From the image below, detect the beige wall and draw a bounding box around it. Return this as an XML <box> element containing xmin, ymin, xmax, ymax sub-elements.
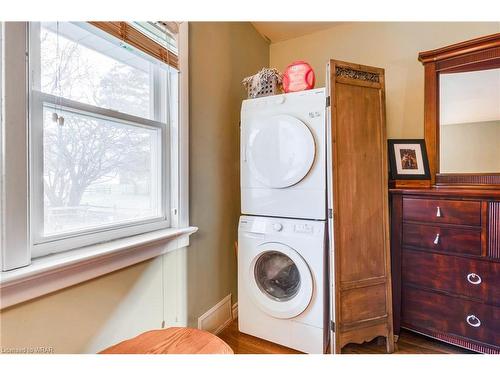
<box><xmin>270</xmin><ymin>22</ymin><xmax>500</xmax><ymax>139</ymax></box>
<box><xmin>0</xmin><ymin>250</ymin><xmax>188</xmax><ymax>353</ymax></box>
<box><xmin>0</xmin><ymin>22</ymin><xmax>269</xmax><ymax>353</ymax></box>
<box><xmin>441</xmin><ymin>121</ymin><xmax>500</xmax><ymax>173</ymax></box>
<box><xmin>187</xmin><ymin>22</ymin><xmax>269</xmax><ymax>326</ymax></box>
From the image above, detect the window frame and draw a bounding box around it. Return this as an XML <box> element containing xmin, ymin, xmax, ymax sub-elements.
<box><xmin>1</xmin><ymin>22</ymin><xmax>191</xmax><ymax>306</ymax></box>
<box><xmin>1</xmin><ymin>22</ymin><xmax>31</xmax><ymax>271</ymax></box>
<box><xmin>28</xmin><ymin>22</ymin><xmax>178</xmax><ymax>258</ymax></box>
<box><xmin>30</xmin><ymin>94</ymin><xmax>172</xmax><ymax>256</ymax></box>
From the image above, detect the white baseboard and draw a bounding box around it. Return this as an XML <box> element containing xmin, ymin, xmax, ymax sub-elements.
<box><xmin>198</xmin><ymin>294</ymin><xmax>233</xmax><ymax>335</ymax></box>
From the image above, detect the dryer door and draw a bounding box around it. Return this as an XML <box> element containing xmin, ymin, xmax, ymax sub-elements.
<box><xmin>249</xmin><ymin>242</ymin><xmax>314</xmax><ymax>319</ymax></box>
<box><xmin>246</xmin><ymin>115</ymin><xmax>315</xmax><ymax>188</ymax></box>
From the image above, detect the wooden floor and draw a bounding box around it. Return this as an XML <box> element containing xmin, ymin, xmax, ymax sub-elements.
<box><xmin>218</xmin><ymin>320</ymin><xmax>472</xmax><ymax>354</ymax></box>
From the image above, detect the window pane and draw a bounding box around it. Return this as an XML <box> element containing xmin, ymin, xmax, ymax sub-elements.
<box><xmin>39</xmin><ymin>22</ymin><xmax>155</xmax><ymax>119</ymax></box>
<box><xmin>42</xmin><ymin>106</ymin><xmax>162</xmax><ymax>236</ymax></box>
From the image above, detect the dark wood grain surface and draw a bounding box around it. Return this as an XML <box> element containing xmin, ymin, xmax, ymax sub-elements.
<box><xmin>403</xmin><ymin>249</ymin><xmax>499</xmax><ymax>304</ymax></box>
<box><xmin>390</xmin><ymin>193</ymin><xmax>403</xmax><ymax>336</ymax></box>
<box><xmin>390</xmin><ymin>188</ymin><xmax>500</xmax><ymax>353</ymax></box>
<box><xmin>217</xmin><ymin>319</ymin><xmax>472</xmax><ymax>354</ymax></box>
<box><xmin>402</xmin><ymin>287</ymin><xmax>500</xmax><ymax>347</ymax></box>
<box><xmin>391</xmin><ymin>188</ymin><xmax>500</xmax><ymax>199</ymax></box>
<box><xmin>329</xmin><ymin>59</ymin><xmax>393</xmax><ymax>353</ymax></box>
<box><xmin>418</xmin><ymin>33</ymin><xmax>500</xmax><ymax>64</ymax></box>
<box><xmin>403</xmin><ymin>197</ymin><xmax>481</xmax><ymax>226</ymax></box>
<box><xmin>403</xmin><ymin>223</ymin><xmax>482</xmax><ymax>256</ymax></box>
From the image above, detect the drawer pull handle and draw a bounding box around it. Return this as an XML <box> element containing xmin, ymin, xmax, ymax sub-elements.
<box><xmin>466</xmin><ymin>314</ymin><xmax>481</xmax><ymax>328</ymax></box>
<box><xmin>436</xmin><ymin>206</ymin><xmax>441</xmax><ymax>217</ymax></box>
<box><xmin>433</xmin><ymin>233</ymin><xmax>440</xmax><ymax>245</ymax></box>
<box><xmin>466</xmin><ymin>273</ymin><xmax>482</xmax><ymax>285</ymax></box>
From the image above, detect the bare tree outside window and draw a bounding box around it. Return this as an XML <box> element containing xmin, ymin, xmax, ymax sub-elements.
<box><xmin>38</xmin><ymin>24</ymin><xmax>165</xmax><ymax>235</ymax></box>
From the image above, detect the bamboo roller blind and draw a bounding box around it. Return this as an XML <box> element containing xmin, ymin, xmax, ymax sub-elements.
<box><xmin>89</xmin><ymin>22</ymin><xmax>179</xmax><ymax>70</ymax></box>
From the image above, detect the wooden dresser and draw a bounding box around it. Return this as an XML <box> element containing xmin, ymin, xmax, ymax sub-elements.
<box><xmin>390</xmin><ymin>188</ymin><xmax>500</xmax><ymax>354</ymax></box>
<box><xmin>388</xmin><ymin>33</ymin><xmax>500</xmax><ymax>354</ymax></box>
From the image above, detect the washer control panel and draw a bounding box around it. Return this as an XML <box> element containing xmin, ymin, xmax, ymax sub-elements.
<box><xmin>239</xmin><ymin>216</ymin><xmax>323</xmax><ymax>237</ymax></box>
<box><xmin>272</xmin><ymin>223</ymin><xmax>284</xmax><ymax>232</ymax></box>
<box><xmin>293</xmin><ymin>223</ymin><xmax>314</xmax><ymax>234</ymax></box>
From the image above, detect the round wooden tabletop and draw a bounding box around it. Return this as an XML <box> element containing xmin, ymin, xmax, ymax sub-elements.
<box><xmin>99</xmin><ymin>327</ymin><xmax>234</xmax><ymax>354</ymax></box>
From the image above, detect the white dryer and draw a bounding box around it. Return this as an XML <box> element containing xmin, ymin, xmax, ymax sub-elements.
<box><xmin>241</xmin><ymin>88</ymin><xmax>326</xmax><ymax>220</ymax></box>
<box><xmin>238</xmin><ymin>215</ymin><xmax>327</xmax><ymax>353</ymax></box>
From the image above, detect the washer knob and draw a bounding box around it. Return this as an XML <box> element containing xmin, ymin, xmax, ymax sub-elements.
<box><xmin>273</xmin><ymin>223</ymin><xmax>283</xmax><ymax>232</ymax></box>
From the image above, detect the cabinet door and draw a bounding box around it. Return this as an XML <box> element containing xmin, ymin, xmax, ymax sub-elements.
<box><xmin>328</xmin><ymin>60</ymin><xmax>394</xmax><ymax>353</ymax></box>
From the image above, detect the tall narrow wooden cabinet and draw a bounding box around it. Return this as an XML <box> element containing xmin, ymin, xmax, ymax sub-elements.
<box><xmin>327</xmin><ymin>60</ymin><xmax>394</xmax><ymax>353</ymax></box>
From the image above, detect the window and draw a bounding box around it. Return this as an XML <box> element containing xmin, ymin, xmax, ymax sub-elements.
<box><xmin>29</xmin><ymin>22</ymin><xmax>179</xmax><ymax>257</ymax></box>
<box><xmin>130</xmin><ymin>22</ymin><xmax>178</xmax><ymax>54</ymax></box>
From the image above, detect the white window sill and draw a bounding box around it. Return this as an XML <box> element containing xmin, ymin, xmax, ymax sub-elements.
<box><xmin>0</xmin><ymin>226</ymin><xmax>198</xmax><ymax>309</ymax></box>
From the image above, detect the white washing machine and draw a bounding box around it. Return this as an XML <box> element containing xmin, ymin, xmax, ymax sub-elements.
<box><xmin>238</xmin><ymin>215</ymin><xmax>327</xmax><ymax>353</ymax></box>
<box><xmin>241</xmin><ymin>88</ymin><xmax>326</xmax><ymax>220</ymax></box>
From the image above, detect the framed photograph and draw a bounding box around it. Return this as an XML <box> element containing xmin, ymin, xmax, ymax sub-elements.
<box><xmin>388</xmin><ymin>139</ymin><xmax>430</xmax><ymax>180</ymax></box>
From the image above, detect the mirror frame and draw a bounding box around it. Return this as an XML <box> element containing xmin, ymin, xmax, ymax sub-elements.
<box><xmin>418</xmin><ymin>33</ymin><xmax>500</xmax><ymax>188</ymax></box>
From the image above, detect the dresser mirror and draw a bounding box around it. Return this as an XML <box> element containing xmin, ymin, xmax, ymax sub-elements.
<box><xmin>439</xmin><ymin>68</ymin><xmax>500</xmax><ymax>174</ymax></box>
<box><xmin>419</xmin><ymin>33</ymin><xmax>500</xmax><ymax>187</ymax></box>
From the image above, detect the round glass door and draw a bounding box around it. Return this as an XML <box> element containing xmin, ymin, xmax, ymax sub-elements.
<box><xmin>247</xmin><ymin>115</ymin><xmax>315</xmax><ymax>188</ymax></box>
<box><xmin>249</xmin><ymin>243</ymin><xmax>313</xmax><ymax>319</ymax></box>
<box><xmin>254</xmin><ymin>251</ymin><xmax>301</xmax><ymax>302</ymax></box>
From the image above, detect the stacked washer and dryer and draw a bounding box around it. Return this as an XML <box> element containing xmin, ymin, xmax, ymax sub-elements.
<box><xmin>238</xmin><ymin>88</ymin><xmax>329</xmax><ymax>354</ymax></box>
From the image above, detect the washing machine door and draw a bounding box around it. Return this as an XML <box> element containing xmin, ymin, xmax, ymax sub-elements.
<box><xmin>249</xmin><ymin>242</ymin><xmax>314</xmax><ymax>319</ymax></box>
<box><xmin>246</xmin><ymin>114</ymin><xmax>315</xmax><ymax>188</ymax></box>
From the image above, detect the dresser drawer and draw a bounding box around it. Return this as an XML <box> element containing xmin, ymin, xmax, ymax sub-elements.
<box><xmin>403</xmin><ymin>250</ymin><xmax>500</xmax><ymax>305</ymax></box>
<box><xmin>403</xmin><ymin>223</ymin><xmax>481</xmax><ymax>256</ymax></box>
<box><xmin>402</xmin><ymin>287</ymin><xmax>500</xmax><ymax>347</ymax></box>
<box><xmin>403</xmin><ymin>198</ymin><xmax>481</xmax><ymax>226</ymax></box>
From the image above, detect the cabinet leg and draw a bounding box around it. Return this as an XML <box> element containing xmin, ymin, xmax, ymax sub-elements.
<box><xmin>386</xmin><ymin>335</ymin><xmax>395</xmax><ymax>353</ymax></box>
